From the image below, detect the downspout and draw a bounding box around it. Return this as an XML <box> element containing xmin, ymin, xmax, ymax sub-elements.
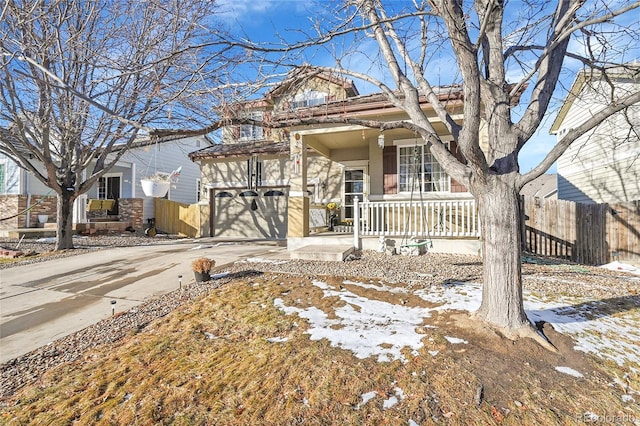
<box><xmin>131</xmin><ymin>162</ymin><xmax>136</xmax><ymax>198</ymax></box>
<box><xmin>25</xmin><ymin>193</ymin><xmax>31</xmax><ymax>228</ymax></box>
<box><xmin>24</xmin><ymin>169</ymin><xmax>31</xmax><ymax>228</ymax></box>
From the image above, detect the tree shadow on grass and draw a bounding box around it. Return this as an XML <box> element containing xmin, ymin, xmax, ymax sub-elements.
<box><xmin>526</xmin><ymin>295</ymin><xmax>640</xmax><ymax>324</ymax></box>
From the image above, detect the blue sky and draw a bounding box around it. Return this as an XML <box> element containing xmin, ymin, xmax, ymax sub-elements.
<box><xmin>213</xmin><ymin>0</ymin><xmax>639</xmax><ymax>174</ymax></box>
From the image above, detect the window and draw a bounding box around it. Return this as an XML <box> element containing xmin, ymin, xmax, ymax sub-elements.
<box><xmin>196</xmin><ymin>179</ymin><xmax>202</xmax><ymax>202</ymax></box>
<box><xmin>343</xmin><ymin>168</ymin><xmax>366</xmax><ymax>220</ymax></box>
<box><xmin>398</xmin><ymin>144</ymin><xmax>450</xmax><ymax>193</ymax></box>
<box><xmin>290</xmin><ymin>90</ymin><xmax>328</xmax><ymax>109</ymax></box>
<box><xmin>98</xmin><ymin>177</ymin><xmax>106</xmax><ymax>199</ymax></box>
<box><xmin>240</xmin><ymin>111</ymin><xmax>264</xmax><ymax>141</ymax></box>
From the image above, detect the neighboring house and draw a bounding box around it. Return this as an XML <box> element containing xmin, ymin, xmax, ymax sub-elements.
<box><xmin>0</xmin><ymin>130</ymin><xmax>212</xmax><ymax>230</ymax></box>
<box><xmin>87</xmin><ymin>134</ymin><xmax>213</xmax><ymax>224</ymax></box>
<box><xmin>190</xmin><ymin>69</ymin><xmax>483</xmax><ymax>254</ymax></box>
<box><xmin>550</xmin><ymin>65</ymin><xmax>640</xmax><ymax>204</ymax></box>
<box><xmin>520</xmin><ymin>174</ymin><xmax>558</xmax><ymax>200</ymax></box>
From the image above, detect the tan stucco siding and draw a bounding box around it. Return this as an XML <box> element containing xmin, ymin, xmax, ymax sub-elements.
<box><xmin>200</xmin><ymin>154</ymin><xmax>346</xmax><ymax>238</ymax></box>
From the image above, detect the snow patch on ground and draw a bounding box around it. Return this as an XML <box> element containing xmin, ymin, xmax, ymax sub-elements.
<box><xmin>600</xmin><ymin>261</ymin><xmax>640</xmax><ymax>276</ymax></box>
<box><xmin>555</xmin><ymin>366</ymin><xmax>584</xmax><ymax>378</ymax></box>
<box><xmin>273</xmin><ymin>276</ymin><xmax>639</xmax><ymax>370</ymax></box>
<box><xmin>241</xmin><ymin>257</ymin><xmax>289</xmax><ymax>265</ymax></box>
<box><xmin>274</xmin><ymin>279</ymin><xmax>432</xmax><ymax>363</ymax></box>
<box><xmin>382</xmin><ymin>387</ymin><xmax>405</xmax><ymax>409</ymax></box>
<box><xmin>444</xmin><ymin>336</ymin><xmax>468</xmax><ymax>344</ymax></box>
<box><xmin>266</xmin><ymin>337</ymin><xmax>288</xmax><ymax>343</ymax></box>
<box><xmin>356</xmin><ymin>391</ymin><xmax>377</xmax><ymax>410</ymax></box>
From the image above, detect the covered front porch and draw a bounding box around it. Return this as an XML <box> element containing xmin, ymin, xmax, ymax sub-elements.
<box><xmin>286</xmin><ymin>119</ymin><xmax>480</xmax><ymax>258</ymax></box>
<box><xmin>289</xmin><ymin>197</ymin><xmax>482</xmax><ymax>260</ymax></box>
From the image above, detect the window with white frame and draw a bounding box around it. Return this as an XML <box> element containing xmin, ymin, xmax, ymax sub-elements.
<box><xmin>290</xmin><ymin>90</ymin><xmax>328</xmax><ymax>109</ymax></box>
<box><xmin>398</xmin><ymin>143</ymin><xmax>450</xmax><ymax>193</ymax></box>
<box><xmin>98</xmin><ymin>177</ymin><xmax>107</xmax><ymax>199</ymax></box>
<box><xmin>240</xmin><ymin>111</ymin><xmax>264</xmax><ymax>141</ymax></box>
<box><xmin>196</xmin><ymin>179</ymin><xmax>202</xmax><ymax>202</ymax></box>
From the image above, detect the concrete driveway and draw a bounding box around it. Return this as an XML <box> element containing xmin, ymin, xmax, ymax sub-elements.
<box><xmin>0</xmin><ymin>240</ymin><xmax>286</xmax><ymax>363</ymax></box>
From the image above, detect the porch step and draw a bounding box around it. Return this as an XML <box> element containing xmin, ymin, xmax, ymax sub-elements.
<box><xmin>290</xmin><ymin>244</ymin><xmax>354</xmax><ymax>262</ymax></box>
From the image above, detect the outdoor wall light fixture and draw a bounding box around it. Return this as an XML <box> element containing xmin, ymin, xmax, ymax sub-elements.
<box><xmin>377</xmin><ymin>132</ymin><xmax>385</xmax><ymax>149</ymax></box>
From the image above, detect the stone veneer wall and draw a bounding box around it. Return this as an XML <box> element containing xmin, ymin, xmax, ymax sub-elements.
<box><xmin>0</xmin><ymin>195</ymin><xmax>143</xmax><ymax>231</ymax></box>
<box><xmin>118</xmin><ymin>198</ymin><xmax>144</xmax><ymax>230</ymax></box>
<box><xmin>0</xmin><ymin>195</ymin><xmax>57</xmax><ymax>230</ymax></box>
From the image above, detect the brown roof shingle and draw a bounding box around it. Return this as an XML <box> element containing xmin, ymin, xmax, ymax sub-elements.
<box><xmin>189</xmin><ymin>140</ymin><xmax>290</xmax><ymax>161</ymax></box>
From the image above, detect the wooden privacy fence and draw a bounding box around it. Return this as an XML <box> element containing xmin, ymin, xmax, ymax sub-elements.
<box><xmin>521</xmin><ymin>197</ymin><xmax>640</xmax><ymax>265</ymax></box>
<box><xmin>154</xmin><ymin>198</ymin><xmax>201</xmax><ymax>237</ymax></box>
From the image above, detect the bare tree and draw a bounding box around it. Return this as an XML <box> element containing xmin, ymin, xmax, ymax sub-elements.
<box><xmin>216</xmin><ymin>0</ymin><xmax>640</xmax><ymax>346</ymax></box>
<box><xmin>0</xmin><ymin>0</ymin><xmax>216</xmax><ymax>250</ymax></box>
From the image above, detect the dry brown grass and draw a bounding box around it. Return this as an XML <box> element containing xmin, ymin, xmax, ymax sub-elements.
<box><xmin>1</xmin><ymin>272</ymin><xmax>637</xmax><ymax>425</ymax></box>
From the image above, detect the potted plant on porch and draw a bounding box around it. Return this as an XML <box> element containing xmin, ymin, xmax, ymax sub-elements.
<box><xmin>326</xmin><ymin>201</ymin><xmax>340</xmax><ymax>231</ymax></box>
<box><xmin>192</xmin><ymin>257</ymin><xmax>215</xmax><ymax>283</ymax></box>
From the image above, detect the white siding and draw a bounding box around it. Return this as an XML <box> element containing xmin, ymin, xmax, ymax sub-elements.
<box><xmin>0</xmin><ymin>153</ymin><xmax>52</xmax><ymax>195</ymax></box>
<box><xmin>557</xmin><ymin>76</ymin><xmax>640</xmax><ymax>203</ymax></box>
<box><xmin>0</xmin><ymin>153</ymin><xmax>21</xmax><ymax>194</ymax></box>
<box><xmin>119</xmin><ymin>136</ymin><xmax>209</xmax><ymax>220</ymax></box>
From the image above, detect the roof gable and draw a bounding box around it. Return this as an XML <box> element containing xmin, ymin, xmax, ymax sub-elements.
<box><xmin>267</xmin><ymin>66</ymin><xmax>359</xmax><ymax>100</ymax></box>
<box><xmin>550</xmin><ymin>65</ymin><xmax>640</xmax><ymax>134</ymax></box>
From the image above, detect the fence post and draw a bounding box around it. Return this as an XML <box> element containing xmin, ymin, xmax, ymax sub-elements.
<box><xmin>354</xmin><ymin>197</ymin><xmax>360</xmax><ymax>250</ymax></box>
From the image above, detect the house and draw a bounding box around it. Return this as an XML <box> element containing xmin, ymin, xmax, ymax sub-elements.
<box><xmin>190</xmin><ymin>70</ymin><xmax>482</xmax><ymax>255</ymax></box>
<box><xmin>0</xmin><ymin>129</ymin><xmax>212</xmax><ymax>233</ymax></box>
<box><xmin>85</xmin><ymin>134</ymin><xmax>214</xmax><ymax>225</ymax></box>
<box><xmin>520</xmin><ymin>174</ymin><xmax>558</xmax><ymax>200</ymax></box>
<box><xmin>550</xmin><ymin>65</ymin><xmax>640</xmax><ymax>204</ymax></box>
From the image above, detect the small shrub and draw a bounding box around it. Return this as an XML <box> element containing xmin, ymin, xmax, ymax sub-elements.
<box><xmin>192</xmin><ymin>257</ymin><xmax>215</xmax><ymax>273</ymax></box>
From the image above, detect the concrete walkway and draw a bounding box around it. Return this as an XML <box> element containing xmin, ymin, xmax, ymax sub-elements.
<box><xmin>0</xmin><ymin>240</ymin><xmax>287</xmax><ymax>363</ymax></box>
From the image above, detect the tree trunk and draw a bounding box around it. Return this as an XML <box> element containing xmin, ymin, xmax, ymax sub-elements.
<box><xmin>56</xmin><ymin>192</ymin><xmax>76</xmax><ymax>250</ymax></box>
<box><xmin>473</xmin><ymin>181</ymin><xmax>531</xmax><ymax>335</ymax></box>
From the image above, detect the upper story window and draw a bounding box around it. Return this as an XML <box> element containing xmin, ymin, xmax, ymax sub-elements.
<box><xmin>290</xmin><ymin>90</ymin><xmax>328</xmax><ymax>109</ymax></box>
<box><xmin>398</xmin><ymin>144</ymin><xmax>450</xmax><ymax>193</ymax></box>
<box><xmin>240</xmin><ymin>111</ymin><xmax>264</xmax><ymax>141</ymax></box>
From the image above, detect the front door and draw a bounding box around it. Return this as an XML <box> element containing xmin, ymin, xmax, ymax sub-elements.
<box><xmin>343</xmin><ymin>168</ymin><xmax>366</xmax><ymax>221</ymax></box>
<box><xmin>99</xmin><ymin>175</ymin><xmax>121</xmax><ymax>216</ymax></box>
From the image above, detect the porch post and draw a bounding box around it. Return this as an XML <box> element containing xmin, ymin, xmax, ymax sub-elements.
<box><xmin>288</xmin><ymin>133</ymin><xmax>309</xmax><ymax>238</ymax></box>
<box><xmin>353</xmin><ymin>196</ymin><xmax>360</xmax><ymax>249</ymax></box>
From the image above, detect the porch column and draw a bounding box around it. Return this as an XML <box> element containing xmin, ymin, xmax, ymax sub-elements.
<box><xmin>288</xmin><ymin>133</ymin><xmax>309</xmax><ymax>237</ymax></box>
<box><xmin>369</xmin><ymin>135</ymin><xmax>384</xmax><ymax>196</ymax></box>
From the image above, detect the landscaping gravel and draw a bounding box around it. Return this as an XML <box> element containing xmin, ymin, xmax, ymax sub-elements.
<box><xmin>230</xmin><ymin>250</ymin><xmax>639</xmax><ymax>299</ymax></box>
<box><xmin>1</xmin><ymin>235</ymin><xmax>638</xmax><ymax>401</ymax></box>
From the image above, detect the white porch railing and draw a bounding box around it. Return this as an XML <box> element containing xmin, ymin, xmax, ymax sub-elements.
<box><xmin>357</xmin><ymin>199</ymin><xmax>480</xmax><ymax>238</ymax></box>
